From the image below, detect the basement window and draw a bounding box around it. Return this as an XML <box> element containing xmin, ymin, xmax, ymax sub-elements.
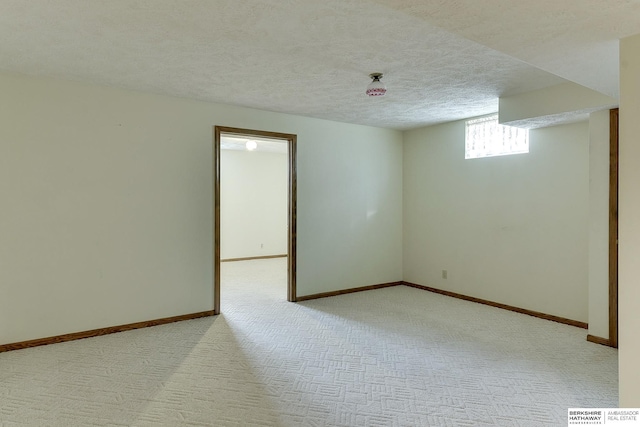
<box><xmin>465</xmin><ymin>114</ymin><xmax>529</xmax><ymax>159</ymax></box>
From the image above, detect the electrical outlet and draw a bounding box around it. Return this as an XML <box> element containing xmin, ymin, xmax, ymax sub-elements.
<box><xmin>260</xmin><ymin>243</ymin><xmax>264</xmax><ymax>249</ymax></box>
<box><xmin>442</xmin><ymin>270</ymin><xmax>448</xmax><ymax>279</ymax></box>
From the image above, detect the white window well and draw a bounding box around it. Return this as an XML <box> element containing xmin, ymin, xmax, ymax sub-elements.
<box><xmin>465</xmin><ymin>114</ymin><xmax>529</xmax><ymax>159</ymax></box>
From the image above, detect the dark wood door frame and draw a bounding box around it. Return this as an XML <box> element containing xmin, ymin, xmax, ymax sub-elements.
<box><xmin>587</xmin><ymin>108</ymin><xmax>618</xmax><ymax>348</ymax></box>
<box><xmin>609</xmin><ymin>108</ymin><xmax>619</xmax><ymax>348</ymax></box>
<box><xmin>213</xmin><ymin>126</ymin><xmax>297</xmax><ymax>314</ymax></box>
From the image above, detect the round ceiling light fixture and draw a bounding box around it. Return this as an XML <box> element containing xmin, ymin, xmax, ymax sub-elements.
<box><xmin>366</xmin><ymin>73</ymin><xmax>386</xmax><ymax>97</ymax></box>
<box><xmin>245</xmin><ymin>140</ymin><xmax>258</xmax><ymax>151</ymax></box>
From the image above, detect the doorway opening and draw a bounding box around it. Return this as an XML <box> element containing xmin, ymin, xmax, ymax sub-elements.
<box><xmin>213</xmin><ymin>126</ymin><xmax>297</xmax><ymax>314</ymax></box>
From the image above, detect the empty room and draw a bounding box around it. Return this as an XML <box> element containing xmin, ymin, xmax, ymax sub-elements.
<box><xmin>2</xmin><ymin>1</ymin><xmax>640</xmax><ymax>426</ymax></box>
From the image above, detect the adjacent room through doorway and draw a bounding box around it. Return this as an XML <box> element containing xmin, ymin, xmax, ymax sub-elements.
<box><xmin>213</xmin><ymin>126</ymin><xmax>297</xmax><ymax>314</ymax></box>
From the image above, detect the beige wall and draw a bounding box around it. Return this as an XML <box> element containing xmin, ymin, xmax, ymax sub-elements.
<box><xmin>619</xmin><ymin>33</ymin><xmax>640</xmax><ymax>407</ymax></box>
<box><xmin>0</xmin><ymin>72</ymin><xmax>403</xmax><ymax>345</ymax></box>
<box><xmin>403</xmin><ymin>120</ymin><xmax>590</xmax><ymax>322</ymax></box>
<box><xmin>221</xmin><ymin>149</ymin><xmax>288</xmax><ymax>259</ymax></box>
<box><xmin>300</xmin><ymin>122</ymin><xmax>404</xmax><ymax>294</ymax></box>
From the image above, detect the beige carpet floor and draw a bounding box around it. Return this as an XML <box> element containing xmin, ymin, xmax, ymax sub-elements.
<box><xmin>0</xmin><ymin>258</ymin><xmax>618</xmax><ymax>426</ymax></box>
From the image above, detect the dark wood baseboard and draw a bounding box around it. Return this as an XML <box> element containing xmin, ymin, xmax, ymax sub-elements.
<box><xmin>296</xmin><ymin>281</ymin><xmax>402</xmax><ymax>302</ymax></box>
<box><xmin>2</xmin><ymin>281</ymin><xmax>596</xmax><ymax>352</ymax></box>
<box><xmin>221</xmin><ymin>254</ymin><xmax>287</xmax><ymax>262</ymax></box>
<box><xmin>298</xmin><ymin>280</ymin><xmax>589</xmax><ymax>330</ymax></box>
<box><xmin>402</xmin><ymin>281</ymin><xmax>588</xmax><ymax>329</ymax></box>
<box><xmin>587</xmin><ymin>334</ymin><xmax>614</xmax><ymax>347</ymax></box>
<box><xmin>0</xmin><ymin>310</ymin><xmax>215</xmax><ymax>353</ymax></box>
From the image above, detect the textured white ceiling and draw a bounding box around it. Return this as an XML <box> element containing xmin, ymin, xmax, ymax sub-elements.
<box><xmin>0</xmin><ymin>0</ymin><xmax>635</xmax><ymax>130</ymax></box>
<box><xmin>373</xmin><ymin>0</ymin><xmax>640</xmax><ymax>100</ymax></box>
